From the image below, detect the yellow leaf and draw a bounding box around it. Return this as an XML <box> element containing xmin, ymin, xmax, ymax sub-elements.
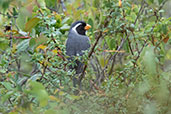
<box><xmin>12</xmin><ymin>44</ymin><xmax>17</xmax><ymax>53</ymax></box>
<box><xmin>59</xmin><ymin>91</ymin><xmax>65</xmax><ymax>96</ymax></box>
<box><xmin>119</xmin><ymin>0</ymin><xmax>122</xmax><ymax>7</ymax></box>
<box><xmin>11</xmin><ymin>30</ymin><xmax>19</xmax><ymax>34</ymax></box>
<box><xmin>36</xmin><ymin>45</ymin><xmax>47</xmax><ymax>51</ymax></box>
<box><xmin>52</xmin><ymin>49</ymin><xmax>58</xmax><ymax>54</ymax></box>
<box><xmin>49</xmin><ymin>95</ymin><xmax>60</xmax><ymax>102</ymax></box>
<box><xmin>54</xmin><ymin>89</ymin><xmax>59</xmax><ymax>94</ymax></box>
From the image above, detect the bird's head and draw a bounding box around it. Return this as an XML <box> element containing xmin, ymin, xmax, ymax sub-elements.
<box><xmin>70</xmin><ymin>21</ymin><xmax>91</xmax><ymax>36</ymax></box>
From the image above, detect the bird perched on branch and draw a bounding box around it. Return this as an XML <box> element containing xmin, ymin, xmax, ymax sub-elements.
<box><xmin>66</xmin><ymin>21</ymin><xmax>91</xmax><ymax>88</ymax></box>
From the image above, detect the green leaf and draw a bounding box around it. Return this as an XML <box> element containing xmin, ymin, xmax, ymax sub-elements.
<box><xmin>138</xmin><ymin>79</ymin><xmax>151</xmax><ymax>95</ymax></box>
<box><xmin>161</xmin><ymin>24</ymin><xmax>167</xmax><ymax>34</ymax></box>
<box><xmin>60</xmin><ymin>24</ymin><xmax>70</xmax><ymax>31</ymax></box>
<box><xmin>143</xmin><ymin>102</ymin><xmax>157</xmax><ymax>114</ymax></box>
<box><xmin>45</xmin><ymin>0</ymin><xmax>56</xmax><ymax>8</ymax></box>
<box><xmin>45</xmin><ymin>109</ymin><xmax>57</xmax><ymax>114</ymax></box>
<box><xmin>62</xmin><ymin>17</ymin><xmax>70</xmax><ymax>24</ymax></box>
<box><xmin>29</xmin><ymin>35</ymin><xmax>48</xmax><ymax>48</ymax></box>
<box><xmin>27</xmin><ymin>81</ymin><xmax>49</xmax><ymax>107</ymax></box>
<box><xmin>17</xmin><ymin>39</ymin><xmax>30</xmax><ymax>53</ymax></box>
<box><xmin>0</xmin><ymin>82</ymin><xmax>13</xmax><ymax>90</ymax></box>
<box><xmin>24</xmin><ymin>17</ymin><xmax>40</xmax><ymax>32</ymax></box>
<box><xmin>29</xmin><ymin>38</ymin><xmax>36</xmax><ymax>47</ymax></box>
<box><xmin>147</xmin><ymin>0</ymin><xmax>154</xmax><ymax>4</ymax></box>
<box><xmin>88</xmin><ymin>18</ymin><xmax>94</xmax><ymax>32</ymax></box>
<box><xmin>158</xmin><ymin>0</ymin><xmax>163</xmax><ymax>4</ymax></box>
<box><xmin>0</xmin><ymin>38</ymin><xmax>9</xmax><ymax>50</ymax></box>
<box><xmin>106</xmin><ymin>38</ymin><xmax>115</xmax><ymax>50</ymax></box>
<box><xmin>1</xmin><ymin>91</ymin><xmax>15</xmax><ymax>103</ymax></box>
<box><xmin>16</xmin><ymin>12</ymin><xmax>27</xmax><ymax>30</ymax></box>
<box><xmin>37</xmin><ymin>0</ymin><xmax>46</xmax><ymax>9</ymax></box>
<box><xmin>142</xmin><ymin>46</ymin><xmax>157</xmax><ymax>75</ymax></box>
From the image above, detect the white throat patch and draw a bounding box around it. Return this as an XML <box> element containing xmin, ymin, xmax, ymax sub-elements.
<box><xmin>72</xmin><ymin>23</ymin><xmax>82</xmax><ymax>35</ymax></box>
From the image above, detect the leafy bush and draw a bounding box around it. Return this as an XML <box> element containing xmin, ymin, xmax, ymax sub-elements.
<box><xmin>0</xmin><ymin>0</ymin><xmax>170</xmax><ymax>113</ymax></box>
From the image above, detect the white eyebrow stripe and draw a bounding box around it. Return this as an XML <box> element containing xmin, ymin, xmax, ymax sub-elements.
<box><xmin>72</xmin><ymin>23</ymin><xmax>82</xmax><ymax>35</ymax></box>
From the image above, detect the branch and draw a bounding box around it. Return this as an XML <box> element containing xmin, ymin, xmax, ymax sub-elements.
<box><xmin>78</xmin><ymin>10</ymin><xmax>114</xmax><ymax>83</ymax></box>
<box><xmin>60</xmin><ymin>0</ymin><xmax>67</xmax><ymax>12</ymax></box>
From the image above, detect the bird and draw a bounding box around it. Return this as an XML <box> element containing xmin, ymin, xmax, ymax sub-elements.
<box><xmin>66</xmin><ymin>21</ymin><xmax>91</xmax><ymax>89</ymax></box>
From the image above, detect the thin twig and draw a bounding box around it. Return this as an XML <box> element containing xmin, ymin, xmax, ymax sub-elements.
<box><xmin>60</xmin><ymin>0</ymin><xmax>67</xmax><ymax>12</ymax></box>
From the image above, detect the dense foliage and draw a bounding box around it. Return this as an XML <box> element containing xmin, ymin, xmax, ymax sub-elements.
<box><xmin>0</xmin><ymin>0</ymin><xmax>170</xmax><ymax>113</ymax></box>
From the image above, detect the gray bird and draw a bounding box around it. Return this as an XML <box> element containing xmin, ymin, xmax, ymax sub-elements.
<box><xmin>66</xmin><ymin>21</ymin><xmax>91</xmax><ymax>88</ymax></box>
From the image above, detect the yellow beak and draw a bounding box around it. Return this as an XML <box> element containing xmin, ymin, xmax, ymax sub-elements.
<box><xmin>84</xmin><ymin>24</ymin><xmax>91</xmax><ymax>30</ymax></box>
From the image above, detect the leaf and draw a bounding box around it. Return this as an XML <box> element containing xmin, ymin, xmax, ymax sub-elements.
<box><xmin>142</xmin><ymin>46</ymin><xmax>157</xmax><ymax>75</ymax></box>
<box><xmin>0</xmin><ymin>82</ymin><xmax>13</xmax><ymax>90</ymax></box>
<box><xmin>163</xmin><ymin>35</ymin><xmax>169</xmax><ymax>43</ymax></box>
<box><xmin>1</xmin><ymin>91</ymin><xmax>14</xmax><ymax>103</ymax></box>
<box><xmin>88</xmin><ymin>18</ymin><xmax>94</xmax><ymax>33</ymax></box>
<box><xmin>27</xmin><ymin>81</ymin><xmax>49</xmax><ymax>107</ymax></box>
<box><xmin>0</xmin><ymin>38</ymin><xmax>9</xmax><ymax>50</ymax></box>
<box><xmin>52</xmin><ymin>49</ymin><xmax>58</xmax><ymax>54</ymax></box>
<box><xmin>45</xmin><ymin>109</ymin><xmax>57</xmax><ymax>114</ymax></box>
<box><xmin>138</xmin><ymin>79</ymin><xmax>151</xmax><ymax>95</ymax></box>
<box><xmin>45</xmin><ymin>0</ymin><xmax>56</xmax><ymax>8</ymax></box>
<box><xmin>59</xmin><ymin>91</ymin><xmax>65</xmax><ymax>96</ymax></box>
<box><xmin>119</xmin><ymin>0</ymin><xmax>122</xmax><ymax>7</ymax></box>
<box><xmin>143</xmin><ymin>102</ymin><xmax>157</xmax><ymax>114</ymax></box>
<box><xmin>29</xmin><ymin>38</ymin><xmax>36</xmax><ymax>47</ymax></box>
<box><xmin>104</xmin><ymin>50</ymin><xmax>125</xmax><ymax>53</ymax></box>
<box><xmin>147</xmin><ymin>0</ymin><xmax>154</xmax><ymax>4</ymax></box>
<box><xmin>37</xmin><ymin>0</ymin><xmax>46</xmax><ymax>9</ymax></box>
<box><xmin>36</xmin><ymin>44</ymin><xmax>47</xmax><ymax>51</ymax></box>
<box><xmin>166</xmin><ymin>49</ymin><xmax>171</xmax><ymax>60</ymax></box>
<box><xmin>62</xmin><ymin>17</ymin><xmax>70</xmax><ymax>24</ymax></box>
<box><xmin>16</xmin><ymin>8</ymin><xmax>30</xmax><ymax>30</ymax></box>
<box><xmin>54</xmin><ymin>13</ymin><xmax>62</xmax><ymax>28</ymax></box>
<box><xmin>60</xmin><ymin>24</ymin><xmax>70</xmax><ymax>31</ymax></box>
<box><xmin>17</xmin><ymin>39</ymin><xmax>30</xmax><ymax>53</ymax></box>
<box><xmin>29</xmin><ymin>35</ymin><xmax>48</xmax><ymax>48</ymax></box>
<box><xmin>161</xmin><ymin>24</ymin><xmax>167</xmax><ymax>34</ymax></box>
<box><xmin>49</xmin><ymin>95</ymin><xmax>60</xmax><ymax>102</ymax></box>
<box><xmin>24</xmin><ymin>17</ymin><xmax>40</xmax><ymax>32</ymax></box>
<box><xmin>29</xmin><ymin>73</ymin><xmax>41</xmax><ymax>81</ymax></box>
<box><xmin>107</xmin><ymin>39</ymin><xmax>115</xmax><ymax>50</ymax></box>
<box><xmin>158</xmin><ymin>0</ymin><xmax>163</xmax><ymax>4</ymax></box>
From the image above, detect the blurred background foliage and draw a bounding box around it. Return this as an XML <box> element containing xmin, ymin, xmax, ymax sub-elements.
<box><xmin>0</xmin><ymin>0</ymin><xmax>170</xmax><ymax>114</ymax></box>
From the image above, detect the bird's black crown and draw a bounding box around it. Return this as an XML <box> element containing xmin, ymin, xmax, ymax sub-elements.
<box><xmin>71</xmin><ymin>21</ymin><xmax>87</xmax><ymax>35</ymax></box>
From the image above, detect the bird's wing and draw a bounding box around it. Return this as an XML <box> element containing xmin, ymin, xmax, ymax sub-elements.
<box><xmin>66</xmin><ymin>32</ymin><xmax>90</xmax><ymax>56</ymax></box>
<box><xmin>76</xmin><ymin>37</ymin><xmax>90</xmax><ymax>56</ymax></box>
<box><xmin>66</xmin><ymin>38</ymin><xmax>77</xmax><ymax>56</ymax></box>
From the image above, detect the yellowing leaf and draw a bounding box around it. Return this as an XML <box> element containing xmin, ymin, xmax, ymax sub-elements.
<box><xmin>54</xmin><ymin>89</ymin><xmax>59</xmax><ymax>94</ymax></box>
<box><xmin>119</xmin><ymin>0</ymin><xmax>122</xmax><ymax>7</ymax></box>
<box><xmin>36</xmin><ymin>45</ymin><xmax>47</xmax><ymax>51</ymax></box>
<box><xmin>49</xmin><ymin>95</ymin><xmax>60</xmax><ymax>102</ymax></box>
<box><xmin>59</xmin><ymin>91</ymin><xmax>65</xmax><ymax>96</ymax></box>
<box><xmin>11</xmin><ymin>30</ymin><xmax>19</xmax><ymax>34</ymax></box>
<box><xmin>69</xmin><ymin>95</ymin><xmax>81</xmax><ymax>100</ymax></box>
<box><xmin>52</xmin><ymin>49</ymin><xmax>58</xmax><ymax>54</ymax></box>
<box><xmin>12</xmin><ymin>44</ymin><xmax>17</xmax><ymax>54</ymax></box>
<box><xmin>24</xmin><ymin>17</ymin><xmax>40</xmax><ymax>32</ymax></box>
